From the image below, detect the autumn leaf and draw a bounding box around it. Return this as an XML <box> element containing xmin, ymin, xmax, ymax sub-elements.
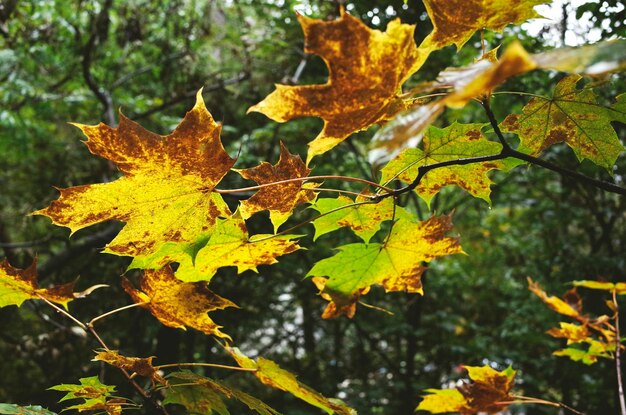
<box><xmin>501</xmin><ymin>75</ymin><xmax>625</xmax><ymax>170</ymax></box>
<box><xmin>34</xmin><ymin>90</ymin><xmax>234</xmax><ymax>258</ymax></box>
<box><xmin>93</xmin><ymin>350</ymin><xmax>166</xmax><ymax>385</ymax></box>
<box><xmin>164</xmin><ymin>372</ymin><xmax>281</xmax><ymax>415</ymax></box>
<box><xmin>236</xmin><ymin>142</ymin><xmax>317</xmax><ymax>231</ymax></box>
<box><xmin>547</xmin><ymin>322</ymin><xmax>591</xmax><ymax>345</ymax></box>
<box><xmin>533</xmin><ymin>38</ymin><xmax>626</xmax><ymax>76</ymax></box>
<box><xmin>0</xmin><ymin>260</ymin><xmax>76</xmax><ymax>310</ymax></box>
<box><xmin>249</xmin><ymin>9</ymin><xmax>426</xmax><ymax>163</ymax></box>
<box><xmin>122</xmin><ymin>266</ymin><xmax>237</xmax><ymax>339</ymax></box>
<box><xmin>553</xmin><ymin>341</ymin><xmax>615</xmax><ymax>365</ymax></box>
<box><xmin>381</xmin><ymin>123</ymin><xmax>512</xmax><ymax>205</ymax></box>
<box><xmin>417</xmin><ymin>365</ymin><xmax>516</xmax><ymax>414</ymax></box>
<box><xmin>421</xmin><ymin>0</ymin><xmax>548</xmax><ymax>50</ymax></box>
<box><xmin>174</xmin><ymin>213</ymin><xmax>300</xmax><ymax>282</ymax></box>
<box><xmin>573</xmin><ymin>280</ymin><xmax>626</xmax><ymax>294</ymax></box>
<box><xmin>308</xmin><ymin>212</ymin><xmax>462</xmax><ymax>318</ymax></box>
<box><xmin>310</xmin><ymin>193</ymin><xmax>395</xmax><ymax>243</ymax></box>
<box><xmin>371</xmin><ymin>43</ymin><xmax>536</xmax><ymax>157</ymax></box>
<box><xmin>227</xmin><ymin>348</ymin><xmax>355</xmax><ymax>415</ymax></box>
<box><xmin>49</xmin><ymin>376</ymin><xmax>122</xmax><ymax>414</ymax></box>
<box><xmin>0</xmin><ymin>404</ymin><xmax>57</xmax><ymax>415</ymax></box>
<box><xmin>527</xmin><ymin>277</ymin><xmax>581</xmax><ymax>319</ymax></box>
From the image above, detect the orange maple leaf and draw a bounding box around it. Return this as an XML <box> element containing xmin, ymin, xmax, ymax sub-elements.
<box><xmin>249</xmin><ymin>9</ymin><xmax>426</xmax><ymax>163</ymax></box>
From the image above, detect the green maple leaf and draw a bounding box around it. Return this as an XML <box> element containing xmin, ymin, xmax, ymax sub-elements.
<box><xmin>308</xmin><ymin>211</ymin><xmax>462</xmax><ymax>318</ymax></box>
<box><xmin>310</xmin><ymin>194</ymin><xmax>395</xmax><ymax>243</ymax></box>
<box><xmin>49</xmin><ymin>376</ymin><xmax>116</xmax><ymax>412</ymax></box>
<box><xmin>380</xmin><ymin>123</ymin><xmax>516</xmax><ymax>205</ymax></box>
<box><xmin>175</xmin><ymin>213</ymin><xmax>300</xmax><ymax>282</ymax></box>
<box><xmin>501</xmin><ymin>74</ymin><xmax>625</xmax><ymax>170</ymax></box>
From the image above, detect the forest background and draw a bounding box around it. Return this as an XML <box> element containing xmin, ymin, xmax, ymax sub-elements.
<box><xmin>1</xmin><ymin>0</ymin><xmax>626</xmax><ymax>414</ymax></box>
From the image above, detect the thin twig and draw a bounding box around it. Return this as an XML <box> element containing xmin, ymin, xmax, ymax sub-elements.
<box><xmin>154</xmin><ymin>362</ymin><xmax>257</xmax><ymax>372</ymax></box>
<box><xmin>613</xmin><ymin>289</ymin><xmax>626</xmax><ymax>415</ymax></box>
<box><xmin>510</xmin><ymin>395</ymin><xmax>585</xmax><ymax>415</ymax></box>
<box><xmin>88</xmin><ymin>303</ymin><xmax>147</xmax><ymax>327</ymax></box>
<box><xmin>36</xmin><ymin>295</ymin><xmax>87</xmax><ymax>331</ymax></box>
<box><xmin>215</xmin><ymin>175</ymin><xmax>393</xmax><ymax>194</ymax></box>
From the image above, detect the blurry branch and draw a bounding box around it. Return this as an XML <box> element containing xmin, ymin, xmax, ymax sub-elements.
<box><xmin>0</xmin><ymin>235</ymin><xmax>52</xmax><ymax>249</ymax></box>
<box><xmin>133</xmin><ymin>72</ymin><xmax>249</xmax><ymax>121</ymax></box>
<box><xmin>80</xmin><ymin>0</ymin><xmax>116</xmax><ymax>125</ymax></box>
<box><xmin>38</xmin><ymin>224</ymin><xmax>120</xmax><ymax>278</ymax></box>
<box><xmin>111</xmin><ymin>52</ymin><xmax>187</xmax><ymax>89</ymax></box>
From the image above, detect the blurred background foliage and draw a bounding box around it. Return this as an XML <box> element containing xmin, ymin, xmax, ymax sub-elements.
<box><xmin>1</xmin><ymin>0</ymin><xmax>626</xmax><ymax>414</ymax></box>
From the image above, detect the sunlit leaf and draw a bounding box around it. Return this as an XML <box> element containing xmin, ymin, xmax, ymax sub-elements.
<box><xmin>34</xmin><ymin>90</ymin><xmax>234</xmax><ymax>259</ymax></box>
<box><xmin>380</xmin><ymin>123</ymin><xmax>514</xmax><ymax>205</ymax></box>
<box><xmin>308</xmin><ymin>212</ymin><xmax>462</xmax><ymax>318</ymax></box>
<box><xmin>0</xmin><ymin>260</ymin><xmax>76</xmax><ymax>310</ymax></box>
<box><xmin>227</xmin><ymin>348</ymin><xmax>355</xmax><ymax>415</ymax></box>
<box><xmin>501</xmin><ymin>74</ymin><xmax>625</xmax><ymax>170</ymax></box>
<box><xmin>417</xmin><ymin>365</ymin><xmax>516</xmax><ymax>414</ymax></box>
<box><xmin>175</xmin><ymin>214</ymin><xmax>300</xmax><ymax>282</ymax></box>
<box><xmin>249</xmin><ymin>9</ymin><xmax>426</xmax><ymax>163</ymax></box>
<box><xmin>310</xmin><ymin>193</ymin><xmax>395</xmax><ymax>243</ymax></box>
<box><xmin>546</xmin><ymin>322</ymin><xmax>590</xmax><ymax>345</ymax></box>
<box><xmin>0</xmin><ymin>404</ymin><xmax>57</xmax><ymax>415</ymax></box>
<box><xmin>49</xmin><ymin>376</ymin><xmax>121</xmax><ymax>414</ymax></box>
<box><xmin>237</xmin><ymin>142</ymin><xmax>317</xmax><ymax>231</ymax></box>
<box><xmin>122</xmin><ymin>266</ymin><xmax>237</xmax><ymax>339</ymax></box>
<box><xmin>534</xmin><ymin>39</ymin><xmax>626</xmax><ymax>76</ymax></box>
<box><xmin>573</xmin><ymin>280</ymin><xmax>626</xmax><ymax>294</ymax></box>
<box><xmin>421</xmin><ymin>0</ymin><xmax>548</xmax><ymax>50</ymax></box>
<box><xmin>527</xmin><ymin>277</ymin><xmax>581</xmax><ymax>319</ymax></box>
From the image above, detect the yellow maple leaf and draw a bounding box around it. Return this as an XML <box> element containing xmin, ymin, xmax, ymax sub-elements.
<box><xmin>93</xmin><ymin>350</ymin><xmax>166</xmax><ymax>385</ymax></box>
<box><xmin>249</xmin><ymin>9</ymin><xmax>426</xmax><ymax>164</ymax></box>
<box><xmin>236</xmin><ymin>142</ymin><xmax>318</xmax><ymax>231</ymax></box>
<box><xmin>34</xmin><ymin>90</ymin><xmax>234</xmax><ymax>258</ymax></box>
<box><xmin>122</xmin><ymin>266</ymin><xmax>237</xmax><ymax>339</ymax></box>
<box><xmin>0</xmin><ymin>260</ymin><xmax>77</xmax><ymax>310</ymax></box>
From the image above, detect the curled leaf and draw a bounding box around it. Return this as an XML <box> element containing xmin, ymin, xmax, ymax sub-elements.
<box><xmin>122</xmin><ymin>266</ymin><xmax>237</xmax><ymax>339</ymax></box>
<box><xmin>93</xmin><ymin>350</ymin><xmax>166</xmax><ymax>385</ymax></box>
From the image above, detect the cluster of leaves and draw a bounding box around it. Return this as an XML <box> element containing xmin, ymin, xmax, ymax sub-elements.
<box><xmin>1</xmin><ymin>0</ymin><xmax>626</xmax><ymax>414</ymax></box>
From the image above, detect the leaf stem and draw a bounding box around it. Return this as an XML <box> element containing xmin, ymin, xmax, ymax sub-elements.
<box><xmin>154</xmin><ymin>362</ymin><xmax>257</xmax><ymax>372</ymax></box>
<box><xmin>510</xmin><ymin>394</ymin><xmax>585</xmax><ymax>415</ymax></box>
<box><xmin>36</xmin><ymin>295</ymin><xmax>87</xmax><ymax>331</ymax></box>
<box><xmin>88</xmin><ymin>302</ymin><xmax>147</xmax><ymax>327</ymax></box>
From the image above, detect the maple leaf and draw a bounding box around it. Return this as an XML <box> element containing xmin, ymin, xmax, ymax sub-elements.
<box><xmin>310</xmin><ymin>193</ymin><xmax>395</xmax><ymax>243</ymax></box>
<box><xmin>0</xmin><ymin>260</ymin><xmax>76</xmax><ymax>310</ymax></box>
<box><xmin>236</xmin><ymin>142</ymin><xmax>317</xmax><ymax>231</ymax></box>
<box><xmin>227</xmin><ymin>348</ymin><xmax>355</xmax><ymax>415</ymax></box>
<box><xmin>573</xmin><ymin>280</ymin><xmax>626</xmax><ymax>294</ymax></box>
<box><xmin>417</xmin><ymin>365</ymin><xmax>516</xmax><ymax>414</ymax></box>
<box><xmin>93</xmin><ymin>350</ymin><xmax>166</xmax><ymax>385</ymax></box>
<box><xmin>501</xmin><ymin>74</ymin><xmax>625</xmax><ymax>170</ymax></box>
<box><xmin>49</xmin><ymin>376</ymin><xmax>122</xmax><ymax>415</ymax></box>
<box><xmin>122</xmin><ymin>266</ymin><xmax>237</xmax><ymax>339</ymax></box>
<box><xmin>527</xmin><ymin>277</ymin><xmax>581</xmax><ymax>319</ymax></box>
<box><xmin>421</xmin><ymin>0</ymin><xmax>548</xmax><ymax>51</ymax></box>
<box><xmin>380</xmin><ymin>123</ymin><xmax>512</xmax><ymax>205</ymax></box>
<box><xmin>174</xmin><ymin>213</ymin><xmax>300</xmax><ymax>282</ymax></box>
<box><xmin>34</xmin><ymin>90</ymin><xmax>234</xmax><ymax>258</ymax></box>
<box><xmin>0</xmin><ymin>404</ymin><xmax>57</xmax><ymax>415</ymax></box>
<box><xmin>164</xmin><ymin>372</ymin><xmax>281</xmax><ymax>415</ymax></box>
<box><xmin>249</xmin><ymin>9</ymin><xmax>426</xmax><ymax>163</ymax></box>
<box><xmin>308</xmin><ymin>212</ymin><xmax>462</xmax><ymax>318</ymax></box>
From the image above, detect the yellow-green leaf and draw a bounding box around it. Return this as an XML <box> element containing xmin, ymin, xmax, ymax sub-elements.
<box><xmin>546</xmin><ymin>322</ymin><xmax>590</xmax><ymax>345</ymax></box>
<box><xmin>49</xmin><ymin>376</ymin><xmax>121</xmax><ymax>414</ymax></box>
<box><xmin>0</xmin><ymin>260</ymin><xmax>76</xmax><ymax>310</ymax></box>
<box><xmin>381</xmin><ymin>123</ymin><xmax>510</xmax><ymax>205</ymax></box>
<box><xmin>249</xmin><ymin>9</ymin><xmax>426</xmax><ymax>163</ymax></box>
<box><xmin>417</xmin><ymin>365</ymin><xmax>516</xmax><ymax>414</ymax></box>
<box><xmin>310</xmin><ymin>194</ymin><xmax>395</xmax><ymax>242</ymax></box>
<box><xmin>175</xmin><ymin>214</ymin><xmax>300</xmax><ymax>282</ymax></box>
<box><xmin>237</xmin><ymin>142</ymin><xmax>317</xmax><ymax>231</ymax></box>
<box><xmin>34</xmin><ymin>90</ymin><xmax>234</xmax><ymax>258</ymax></box>
<box><xmin>308</xmin><ymin>213</ymin><xmax>462</xmax><ymax>318</ymax></box>
<box><xmin>573</xmin><ymin>280</ymin><xmax>626</xmax><ymax>294</ymax></box>
<box><xmin>122</xmin><ymin>266</ymin><xmax>237</xmax><ymax>339</ymax></box>
<box><xmin>501</xmin><ymin>75</ymin><xmax>625</xmax><ymax>170</ymax></box>
<box><xmin>0</xmin><ymin>404</ymin><xmax>57</xmax><ymax>415</ymax></box>
<box><xmin>527</xmin><ymin>277</ymin><xmax>581</xmax><ymax>319</ymax></box>
<box><xmin>227</xmin><ymin>348</ymin><xmax>355</xmax><ymax>415</ymax></box>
